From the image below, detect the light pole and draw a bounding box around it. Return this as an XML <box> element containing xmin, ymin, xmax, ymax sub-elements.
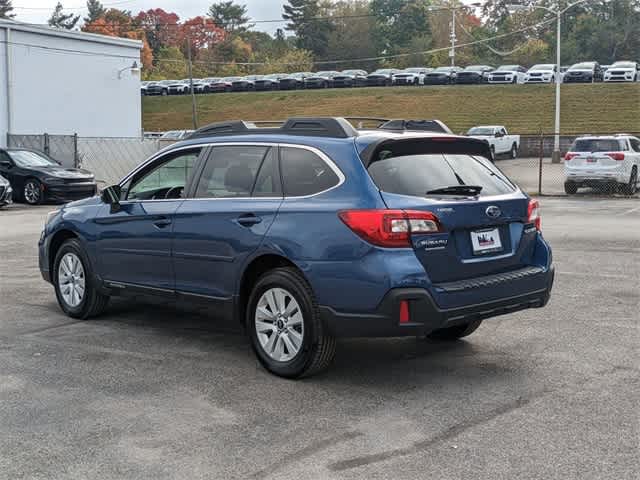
<box><xmin>508</xmin><ymin>1</ymin><xmax>587</xmax><ymax>163</ymax></box>
<box><xmin>448</xmin><ymin>2</ymin><xmax>482</xmax><ymax>67</ymax></box>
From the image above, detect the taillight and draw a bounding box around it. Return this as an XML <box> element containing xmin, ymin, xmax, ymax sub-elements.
<box><xmin>564</xmin><ymin>152</ymin><xmax>578</xmax><ymax>161</ymax></box>
<box><xmin>528</xmin><ymin>199</ymin><xmax>541</xmax><ymax>231</ymax></box>
<box><xmin>338</xmin><ymin>209</ymin><xmax>441</xmax><ymax>248</ymax></box>
<box><xmin>605</xmin><ymin>152</ymin><xmax>625</xmax><ymax>161</ymax></box>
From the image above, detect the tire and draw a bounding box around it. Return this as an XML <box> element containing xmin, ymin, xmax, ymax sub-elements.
<box><xmin>53</xmin><ymin>238</ymin><xmax>109</xmax><ymax>319</ymax></box>
<box><xmin>510</xmin><ymin>143</ymin><xmax>518</xmax><ymax>159</ymax></box>
<box><xmin>161</xmin><ymin>89</ymin><xmax>168</xmax><ymax>96</ymax></box>
<box><xmin>427</xmin><ymin>319</ymin><xmax>482</xmax><ymax>340</ymax></box>
<box><xmin>247</xmin><ymin>267</ymin><xmax>336</xmax><ymax>378</ymax></box>
<box><xmin>23</xmin><ymin>178</ymin><xmax>43</xmax><ymax>205</ymax></box>
<box><xmin>621</xmin><ymin>168</ymin><xmax>638</xmax><ymax>196</ymax></box>
<box><xmin>564</xmin><ymin>182</ymin><xmax>578</xmax><ymax>194</ymax></box>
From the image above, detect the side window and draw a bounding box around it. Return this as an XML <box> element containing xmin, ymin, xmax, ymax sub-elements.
<box><xmin>280</xmin><ymin>147</ymin><xmax>341</xmax><ymax>197</ymax></box>
<box><xmin>194</xmin><ymin>146</ymin><xmax>278</xmax><ymax>198</ymax></box>
<box><xmin>630</xmin><ymin>138</ymin><xmax>640</xmax><ymax>152</ymax></box>
<box><xmin>127</xmin><ymin>148</ymin><xmax>201</xmax><ymax>201</ymax></box>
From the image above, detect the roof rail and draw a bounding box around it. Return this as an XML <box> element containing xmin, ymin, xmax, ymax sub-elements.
<box><xmin>378</xmin><ymin>119</ymin><xmax>453</xmax><ymax>134</ymax></box>
<box><xmin>343</xmin><ymin>117</ymin><xmax>390</xmax><ymax>129</ymax></box>
<box><xmin>188</xmin><ymin>117</ymin><xmax>359</xmax><ymax>139</ymax></box>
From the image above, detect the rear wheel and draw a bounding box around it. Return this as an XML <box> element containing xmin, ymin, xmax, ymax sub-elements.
<box><xmin>247</xmin><ymin>267</ymin><xmax>336</xmax><ymax>378</ymax></box>
<box><xmin>427</xmin><ymin>320</ymin><xmax>482</xmax><ymax>341</ymax></box>
<box><xmin>621</xmin><ymin>168</ymin><xmax>638</xmax><ymax>196</ymax></box>
<box><xmin>53</xmin><ymin>239</ymin><xmax>109</xmax><ymax>319</ymax></box>
<box><xmin>564</xmin><ymin>182</ymin><xmax>578</xmax><ymax>194</ymax></box>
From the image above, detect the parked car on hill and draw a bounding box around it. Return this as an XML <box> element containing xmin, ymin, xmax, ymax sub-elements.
<box><xmin>167</xmin><ymin>80</ymin><xmax>191</xmax><ymax>95</ymax></box>
<box><xmin>254</xmin><ymin>74</ymin><xmax>286</xmax><ymax>91</ymax></box>
<box><xmin>424</xmin><ymin>66</ymin><xmax>463</xmax><ymax>85</ymax></box>
<box><xmin>0</xmin><ymin>173</ymin><xmax>12</xmax><ymax>208</ymax></box>
<box><xmin>140</xmin><ymin>81</ymin><xmax>149</xmax><ymax>96</ymax></box>
<box><xmin>38</xmin><ymin>116</ymin><xmax>554</xmax><ymax>378</ymax></box>
<box><xmin>278</xmin><ymin>72</ymin><xmax>312</xmax><ymax>90</ymax></box>
<box><xmin>332</xmin><ymin>70</ymin><xmax>368</xmax><ymax>88</ymax></box>
<box><xmin>564</xmin><ymin>135</ymin><xmax>640</xmax><ymax>195</ymax></box>
<box><xmin>232</xmin><ymin>76</ymin><xmax>261</xmax><ymax>92</ymax></box>
<box><xmin>563</xmin><ymin>62</ymin><xmax>604</xmax><ymax>83</ymax></box>
<box><xmin>392</xmin><ymin>68</ymin><xmax>432</xmax><ymax>86</ymax></box>
<box><xmin>304</xmin><ymin>71</ymin><xmax>340</xmax><ymax>89</ymax></box>
<box><xmin>211</xmin><ymin>77</ymin><xmax>239</xmax><ymax>93</ymax></box>
<box><xmin>603</xmin><ymin>61</ymin><xmax>639</xmax><ymax>82</ymax></box>
<box><xmin>0</xmin><ymin>149</ymin><xmax>96</xmax><ymax>205</ymax></box>
<box><xmin>467</xmin><ymin>126</ymin><xmax>520</xmax><ymax>159</ymax></box>
<box><xmin>487</xmin><ymin>65</ymin><xmax>527</xmax><ymax>84</ymax></box>
<box><xmin>455</xmin><ymin>65</ymin><xmax>494</xmax><ymax>84</ymax></box>
<box><xmin>366</xmin><ymin>69</ymin><xmax>399</xmax><ymax>86</ymax></box>
<box><xmin>524</xmin><ymin>64</ymin><xmax>558</xmax><ymax>84</ymax></box>
<box><xmin>145</xmin><ymin>80</ymin><xmax>172</xmax><ymax>96</ymax></box>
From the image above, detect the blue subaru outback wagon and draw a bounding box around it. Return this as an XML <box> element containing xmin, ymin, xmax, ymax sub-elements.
<box><xmin>39</xmin><ymin>117</ymin><xmax>554</xmax><ymax>378</ymax></box>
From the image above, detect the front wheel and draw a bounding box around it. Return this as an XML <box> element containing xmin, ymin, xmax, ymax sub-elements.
<box><xmin>564</xmin><ymin>182</ymin><xmax>578</xmax><ymax>194</ymax></box>
<box><xmin>23</xmin><ymin>179</ymin><xmax>43</xmax><ymax>205</ymax></box>
<box><xmin>427</xmin><ymin>319</ymin><xmax>482</xmax><ymax>340</ymax></box>
<box><xmin>53</xmin><ymin>239</ymin><xmax>109</xmax><ymax>319</ymax></box>
<box><xmin>247</xmin><ymin>267</ymin><xmax>336</xmax><ymax>378</ymax></box>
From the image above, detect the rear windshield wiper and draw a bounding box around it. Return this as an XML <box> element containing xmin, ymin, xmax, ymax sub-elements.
<box><xmin>426</xmin><ymin>185</ymin><xmax>483</xmax><ymax>196</ymax></box>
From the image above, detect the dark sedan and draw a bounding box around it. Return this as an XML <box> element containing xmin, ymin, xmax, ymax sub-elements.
<box><xmin>563</xmin><ymin>62</ymin><xmax>604</xmax><ymax>83</ymax></box>
<box><xmin>231</xmin><ymin>76</ymin><xmax>261</xmax><ymax>92</ymax></box>
<box><xmin>254</xmin><ymin>74</ymin><xmax>286</xmax><ymax>91</ymax></box>
<box><xmin>304</xmin><ymin>71</ymin><xmax>340</xmax><ymax>89</ymax></box>
<box><xmin>366</xmin><ymin>69</ymin><xmax>398</xmax><ymax>87</ymax></box>
<box><xmin>0</xmin><ymin>173</ymin><xmax>12</xmax><ymax>208</ymax></box>
<box><xmin>455</xmin><ymin>65</ymin><xmax>494</xmax><ymax>84</ymax></box>
<box><xmin>332</xmin><ymin>70</ymin><xmax>368</xmax><ymax>88</ymax></box>
<box><xmin>0</xmin><ymin>149</ymin><xmax>97</xmax><ymax>205</ymax></box>
<box><xmin>278</xmin><ymin>72</ymin><xmax>311</xmax><ymax>90</ymax></box>
<box><xmin>424</xmin><ymin>66</ymin><xmax>463</xmax><ymax>85</ymax></box>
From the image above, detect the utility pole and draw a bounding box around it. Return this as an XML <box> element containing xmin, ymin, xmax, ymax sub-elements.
<box><xmin>552</xmin><ymin>6</ymin><xmax>562</xmax><ymax>163</ymax></box>
<box><xmin>450</xmin><ymin>8</ymin><xmax>456</xmax><ymax>67</ymax></box>
<box><xmin>186</xmin><ymin>34</ymin><xmax>198</xmax><ymax>130</ymax></box>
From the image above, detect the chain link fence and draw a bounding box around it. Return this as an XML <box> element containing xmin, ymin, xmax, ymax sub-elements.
<box><xmin>7</xmin><ymin>131</ymin><xmax>640</xmax><ymax>196</ymax></box>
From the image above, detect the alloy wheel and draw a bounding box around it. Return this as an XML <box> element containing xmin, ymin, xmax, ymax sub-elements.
<box><xmin>254</xmin><ymin>287</ymin><xmax>304</xmax><ymax>362</ymax></box>
<box><xmin>58</xmin><ymin>253</ymin><xmax>86</xmax><ymax>308</ymax></box>
<box><xmin>24</xmin><ymin>181</ymin><xmax>41</xmax><ymax>204</ymax></box>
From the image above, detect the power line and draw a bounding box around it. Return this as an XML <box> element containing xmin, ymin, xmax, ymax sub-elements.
<box><xmin>12</xmin><ymin>1</ymin><xmax>139</xmax><ymax>11</ymax></box>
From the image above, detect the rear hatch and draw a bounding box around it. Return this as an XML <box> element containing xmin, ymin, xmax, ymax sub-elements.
<box><xmin>361</xmin><ymin>137</ymin><xmax>536</xmax><ymax>283</ymax></box>
<box><xmin>565</xmin><ymin>138</ymin><xmax>626</xmax><ymax>173</ymax></box>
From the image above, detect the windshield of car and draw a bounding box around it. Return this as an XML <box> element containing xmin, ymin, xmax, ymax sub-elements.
<box><xmin>368</xmin><ymin>153</ymin><xmax>514</xmax><ymax>197</ymax></box>
<box><xmin>7</xmin><ymin>150</ymin><xmax>57</xmax><ymax>167</ymax></box>
<box><xmin>372</xmin><ymin>69</ymin><xmax>393</xmax><ymax>75</ymax></box>
<box><xmin>467</xmin><ymin>127</ymin><xmax>495</xmax><ymax>136</ymax></box>
<box><xmin>611</xmin><ymin>62</ymin><xmax>636</xmax><ymax>68</ymax></box>
<box><xmin>405</xmin><ymin>68</ymin><xmax>424</xmax><ymax>73</ymax></box>
<box><xmin>570</xmin><ymin>63</ymin><xmax>594</xmax><ymax>70</ymax></box>
<box><xmin>530</xmin><ymin>64</ymin><xmax>554</xmax><ymax>71</ymax></box>
<box><xmin>464</xmin><ymin>65</ymin><xmax>486</xmax><ymax>71</ymax></box>
<box><xmin>223</xmin><ymin>77</ymin><xmax>241</xmax><ymax>82</ymax></box>
<box><xmin>341</xmin><ymin>70</ymin><xmax>362</xmax><ymax>75</ymax></box>
<box><xmin>496</xmin><ymin>65</ymin><xmax>518</xmax><ymax>71</ymax></box>
<box><xmin>315</xmin><ymin>71</ymin><xmax>332</xmax><ymax>76</ymax></box>
<box><xmin>571</xmin><ymin>139</ymin><xmax>624</xmax><ymax>152</ymax></box>
<box><xmin>434</xmin><ymin>67</ymin><xmax>455</xmax><ymax>73</ymax></box>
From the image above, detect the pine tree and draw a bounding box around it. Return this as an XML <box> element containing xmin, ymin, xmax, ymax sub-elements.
<box><xmin>84</xmin><ymin>0</ymin><xmax>105</xmax><ymax>24</ymax></box>
<box><xmin>282</xmin><ymin>0</ymin><xmax>332</xmax><ymax>58</ymax></box>
<box><xmin>0</xmin><ymin>0</ymin><xmax>15</xmax><ymax>19</ymax></box>
<box><xmin>48</xmin><ymin>2</ymin><xmax>80</xmax><ymax>30</ymax></box>
<box><xmin>208</xmin><ymin>1</ymin><xmax>252</xmax><ymax>33</ymax></box>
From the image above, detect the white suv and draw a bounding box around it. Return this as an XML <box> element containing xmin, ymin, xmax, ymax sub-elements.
<box><xmin>603</xmin><ymin>61</ymin><xmax>639</xmax><ymax>82</ymax></box>
<box><xmin>564</xmin><ymin>135</ymin><xmax>640</xmax><ymax>195</ymax></box>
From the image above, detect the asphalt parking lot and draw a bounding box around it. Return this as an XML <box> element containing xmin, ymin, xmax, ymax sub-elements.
<box><xmin>0</xmin><ymin>199</ymin><xmax>638</xmax><ymax>480</ymax></box>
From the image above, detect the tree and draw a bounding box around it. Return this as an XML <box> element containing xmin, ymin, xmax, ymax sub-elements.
<box><xmin>181</xmin><ymin>16</ymin><xmax>227</xmax><ymax>60</ymax></box>
<box><xmin>84</xmin><ymin>0</ymin><xmax>105</xmax><ymax>24</ymax></box>
<box><xmin>370</xmin><ymin>0</ymin><xmax>433</xmax><ymax>55</ymax></box>
<box><xmin>0</xmin><ymin>0</ymin><xmax>15</xmax><ymax>19</ymax></box>
<box><xmin>326</xmin><ymin>0</ymin><xmax>377</xmax><ymax>69</ymax></box>
<box><xmin>283</xmin><ymin>0</ymin><xmax>333</xmax><ymax>58</ymax></box>
<box><xmin>48</xmin><ymin>2</ymin><xmax>80</xmax><ymax>30</ymax></box>
<box><xmin>135</xmin><ymin>9</ymin><xmax>182</xmax><ymax>56</ymax></box>
<box><xmin>208</xmin><ymin>1</ymin><xmax>252</xmax><ymax>33</ymax></box>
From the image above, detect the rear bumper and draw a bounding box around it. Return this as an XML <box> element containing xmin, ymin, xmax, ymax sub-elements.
<box><xmin>321</xmin><ymin>266</ymin><xmax>555</xmax><ymax>337</ymax></box>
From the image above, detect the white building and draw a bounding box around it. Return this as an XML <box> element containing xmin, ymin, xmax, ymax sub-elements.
<box><xmin>0</xmin><ymin>20</ymin><xmax>143</xmax><ymax>147</ymax></box>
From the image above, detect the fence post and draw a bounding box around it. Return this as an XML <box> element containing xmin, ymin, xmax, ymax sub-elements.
<box><xmin>73</xmin><ymin>133</ymin><xmax>79</xmax><ymax>168</ymax></box>
<box><xmin>43</xmin><ymin>133</ymin><xmax>50</xmax><ymax>156</ymax></box>
<box><xmin>538</xmin><ymin>130</ymin><xmax>544</xmax><ymax>196</ymax></box>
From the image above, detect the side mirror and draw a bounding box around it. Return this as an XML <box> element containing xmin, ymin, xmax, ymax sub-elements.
<box><xmin>101</xmin><ymin>184</ymin><xmax>122</xmax><ymax>211</ymax></box>
<box><xmin>495</xmin><ymin>132</ymin><xmax>503</xmax><ymax>138</ymax></box>
<box><xmin>0</xmin><ymin>160</ymin><xmax>12</xmax><ymax>169</ymax></box>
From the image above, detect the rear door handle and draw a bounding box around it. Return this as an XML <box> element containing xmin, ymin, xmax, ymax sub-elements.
<box><xmin>153</xmin><ymin>217</ymin><xmax>172</xmax><ymax>228</ymax></box>
<box><xmin>236</xmin><ymin>214</ymin><xmax>262</xmax><ymax>227</ymax></box>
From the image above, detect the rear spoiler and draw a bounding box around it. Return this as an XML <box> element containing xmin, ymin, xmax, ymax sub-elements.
<box><xmin>359</xmin><ymin>136</ymin><xmax>495</xmax><ymax>167</ymax></box>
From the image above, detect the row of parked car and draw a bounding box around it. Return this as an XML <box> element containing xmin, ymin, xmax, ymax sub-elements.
<box><xmin>141</xmin><ymin>61</ymin><xmax>639</xmax><ymax>95</ymax></box>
